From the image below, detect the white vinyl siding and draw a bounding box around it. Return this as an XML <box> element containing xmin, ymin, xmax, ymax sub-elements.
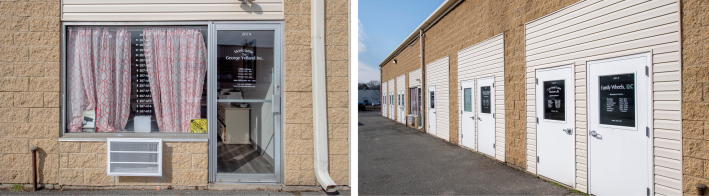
<box><xmin>397</xmin><ymin>74</ymin><xmax>406</xmax><ymax>124</ymax></box>
<box><xmin>425</xmin><ymin>57</ymin><xmax>450</xmax><ymax>141</ymax></box>
<box><xmin>382</xmin><ymin>82</ymin><xmax>387</xmax><ymax>117</ymax></box>
<box><xmin>388</xmin><ymin>79</ymin><xmax>395</xmax><ymax>120</ymax></box>
<box><xmin>409</xmin><ymin>68</ymin><xmax>422</xmax><ymax>88</ymax></box>
<box><xmin>524</xmin><ymin>0</ymin><xmax>681</xmax><ymax>194</ymax></box>
<box><xmin>457</xmin><ymin>34</ymin><xmax>505</xmax><ymax>161</ymax></box>
<box><xmin>62</xmin><ymin>0</ymin><xmax>284</xmax><ymax>21</ymax></box>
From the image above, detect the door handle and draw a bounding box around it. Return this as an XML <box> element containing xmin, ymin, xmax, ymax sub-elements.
<box><xmin>590</xmin><ymin>130</ymin><xmax>601</xmax><ymax>139</ymax></box>
<box><xmin>477</xmin><ymin>116</ymin><xmax>481</xmax><ymax>121</ymax></box>
<box><xmin>563</xmin><ymin>128</ymin><xmax>573</xmax><ymax>134</ymax></box>
<box><xmin>470</xmin><ymin>116</ymin><xmax>475</xmax><ymax>120</ymax></box>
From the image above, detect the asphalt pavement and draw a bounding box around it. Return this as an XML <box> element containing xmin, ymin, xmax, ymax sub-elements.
<box><xmin>358</xmin><ymin>109</ymin><xmax>580</xmax><ymax>195</ymax></box>
<box><xmin>0</xmin><ymin>189</ymin><xmax>348</xmax><ymax>195</ymax></box>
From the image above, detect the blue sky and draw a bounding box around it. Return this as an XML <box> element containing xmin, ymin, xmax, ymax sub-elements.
<box><xmin>358</xmin><ymin>0</ymin><xmax>445</xmax><ymax>83</ymax></box>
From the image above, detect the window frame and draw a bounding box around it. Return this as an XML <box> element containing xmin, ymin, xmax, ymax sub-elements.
<box><xmin>60</xmin><ymin>21</ymin><xmax>213</xmax><ymax>141</ymax></box>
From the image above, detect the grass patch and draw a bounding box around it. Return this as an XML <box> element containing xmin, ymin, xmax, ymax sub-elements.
<box><xmin>570</xmin><ymin>189</ymin><xmax>589</xmax><ymax>196</ymax></box>
<box><xmin>11</xmin><ymin>184</ymin><xmax>23</xmax><ymax>192</ymax></box>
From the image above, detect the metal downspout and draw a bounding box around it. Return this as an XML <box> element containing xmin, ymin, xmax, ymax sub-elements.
<box><xmin>419</xmin><ymin>30</ymin><xmax>425</xmax><ymax>131</ymax></box>
<box><xmin>311</xmin><ymin>0</ymin><xmax>337</xmax><ymax>192</ymax></box>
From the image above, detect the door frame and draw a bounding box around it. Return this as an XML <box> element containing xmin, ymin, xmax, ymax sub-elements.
<box><xmin>460</xmin><ymin>79</ymin><xmax>476</xmax><ymax>150</ymax></box>
<box><xmin>476</xmin><ymin>76</ymin><xmax>495</xmax><ymax>157</ymax></box>
<box><xmin>208</xmin><ymin>21</ymin><xmax>284</xmax><ymax>184</ymax></box>
<box><xmin>585</xmin><ymin>52</ymin><xmax>653</xmax><ymax>193</ymax></box>
<box><xmin>534</xmin><ymin>64</ymin><xmax>575</xmax><ymax>186</ymax></box>
<box><xmin>427</xmin><ymin>85</ymin><xmax>436</xmax><ymax>135</ymax></box>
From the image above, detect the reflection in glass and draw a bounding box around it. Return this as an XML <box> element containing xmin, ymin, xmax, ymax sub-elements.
<box><xmin>65</xmin><ymin>26</ymin><xmax>208</xmax><ymax>133</ymax></box>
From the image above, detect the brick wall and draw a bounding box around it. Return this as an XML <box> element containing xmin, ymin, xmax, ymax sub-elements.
<box><xmin>0</xmin><ymin>0</ymin><xmax>61</xmax><ymax>184</ymax></box>
<box><xmin>283</xmin><ymin>0</ymin><xmax>349</xmax><ymax>186</ymax></box>
<box><xmin>58</xmin><ymin>142</ymin><xmax>207</xmax><ymax>185</ymax></box>
<box><xmin>681</xmin><ymin>0</ymin><xmax>709</xmax><ymax>194</ymax></box>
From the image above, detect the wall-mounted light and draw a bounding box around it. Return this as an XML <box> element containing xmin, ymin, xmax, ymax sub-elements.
<box><xmin>393</xmin><ymin>59</ymin><xmax>397</xmax><ymax>64</ymax></box>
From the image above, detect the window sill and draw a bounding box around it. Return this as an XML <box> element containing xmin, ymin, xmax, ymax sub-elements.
<box><xmin>59</xmin><ymin>133</ymin><xmax>208</xmax><ymax>142</ymax></box>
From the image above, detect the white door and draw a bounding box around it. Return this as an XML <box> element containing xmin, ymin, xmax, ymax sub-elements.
<box><xmin>477</xmin><ymin>77</ymin><xmax>495</xmax><ymax>157</ymax></box>
<box><xmin>536</xmin><ymin>65</ymin><xmax>575</xmax><ymax>186</ymax></box>
<box><xmin>461</xmin><ymin>80</ymin><xmax>476</xmax><ymax>149</ymax></box>
<box><xmin>382</xmin><ymin>93</ymin><xmax>386</xmax><ymax>117</ymax></box>
<box><xmin>399</xmin><ymin>91</ymin><xmax>405</xmax><ymax>124</ymax></box>
<box><xmin>588</xmin><ymin>53</ymin><xmax>650</xmax><ymax>195</ymax></box>
<box><xmin>427</xmin><ymin>85</ymin><xmax>436</xmax><ymax>136</ymax></box>
<box><xmin>389</xmin><ymin>92</ymin><xmax>395</xmax><ymax>120</ymax></box>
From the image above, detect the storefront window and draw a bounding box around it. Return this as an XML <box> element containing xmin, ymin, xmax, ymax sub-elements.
<box><xmin>65</xmin><ymin>26</ymin><xmax>208</xmax><ymax>133</ymax></box>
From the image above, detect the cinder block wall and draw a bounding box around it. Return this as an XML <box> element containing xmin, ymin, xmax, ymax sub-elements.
<box><xmin>381</xmin><ymin>0</ymin><xmax>579</xmax><ymax>168</ymax></box>
<box><xmin>283</xmin><ymin>0</ymin><xmax>349</xmax><ymax>186</ymax></box>
<box><xmin>58</xmin><ymin>142</ymin><xmax>208</xmax><ymax>185</ymax></box>
<box><xmin>380</xmin><ymin>36</ymin><xmax>420</xmax><ymax>130</ymax></box>
<box><xmin>681</xmin><ymin>0</ymin><xmax>709</xmax><ymax>194</ymax></box>
<box><xmin>0</xmin><ymin>0</ymin><xmax>61</xmax><ymax>184</ymax></box>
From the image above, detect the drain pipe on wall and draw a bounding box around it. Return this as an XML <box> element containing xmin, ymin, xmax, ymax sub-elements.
<box><xmin>311</xmin><ymin>0</ymin><xmax>337</xmax><ymax>192</ymax></box>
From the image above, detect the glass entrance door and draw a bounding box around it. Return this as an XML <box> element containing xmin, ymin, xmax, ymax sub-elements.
<box><xmin>210</xmin><ymin>23</ymin><xmax>282</xmax><ymax>183</ymax></box>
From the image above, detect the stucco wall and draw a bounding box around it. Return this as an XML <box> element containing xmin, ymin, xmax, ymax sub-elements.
<box><xmin>0</xmin><ymin>0</ymin><xmax>61</xmax><ymax>183</ymax></box>
<box><xmin>681</xmin><ymin>0</ymin><xmax>709</xmax><ymax>195</ymax></box>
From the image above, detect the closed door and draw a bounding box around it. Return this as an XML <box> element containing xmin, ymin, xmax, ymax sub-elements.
<box><xmin>212</xmin><ymin>23</ymin><xmax>282</xmax><ymax>183</ymax></box>
<box><xmin>461</xmin><ymin>80</ymin><xmax>476</xmax><ymax>149</ymax></box>
<box><xmin>399</xmin><ymin>91</ymin><xmax>405</xmax><ymax>123</ymax></box>
<box><xmin>536</xmin><ymin>65</ymin><xmax>574</xmax><ymax>186</ymax></box>
<box><xmin>382</xmin><ymin>94</ymin><xmax>387</xmax><ymax>117</ymax></box>
<box><xmin>476</xmin><ymin>77</ymin><xmax>495</xmax><ymax>157</ymax></box>
<box><xmin>427</xmin><ymin>85</ymin><xmax>436</xmax><ymax>136</ymax></box>
<box><xmin>588</xmin><ymin>53</ymin><xmax>650</xmax><ymax>195</ymax></box>
<box><xmin>389</xmin><ymin>92</ymin><xmax>395</xmax><ymax>120</ymax></box>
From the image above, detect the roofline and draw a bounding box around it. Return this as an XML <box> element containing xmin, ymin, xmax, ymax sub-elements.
<box><xmin>378</xmin><ymin>0</ymin><xmax>462</xmax><ymax>68</ymax></box>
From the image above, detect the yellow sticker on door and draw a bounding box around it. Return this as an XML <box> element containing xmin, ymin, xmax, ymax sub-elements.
<box><xmin>190</xmin><ymin>119</ymin><xmax>208</xmax><ymax>133</ymax></box>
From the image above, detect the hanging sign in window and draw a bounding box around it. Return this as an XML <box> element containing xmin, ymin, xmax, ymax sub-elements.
<box><xmin>544</xmin><ymin>80</ymin><xmax>565</xmax><ymax>121</ymax></box>
<box><xmin>132</xmin><ymin>31</ymin><xmax>153</xmax><ymax>118</ymax></box>
<box><xmin>480</xmin><ymin>86</ymin><xmax>491</xmax><ymax>114</ymax></box>
<box><xmin>599</xmin><ymin>74</ymin><xmax>635</xmax><ymax>127</ymax></box>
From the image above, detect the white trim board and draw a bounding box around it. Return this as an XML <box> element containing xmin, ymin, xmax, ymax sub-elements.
<box><xmin>524</xmin><ymin>0</ymin><xmax>681</xmax><ymax>194</ymax></box>
<box><xmin>456</xmin><ymin>33</ymin><xmax>505</xmax><ymax>162</ymax></box>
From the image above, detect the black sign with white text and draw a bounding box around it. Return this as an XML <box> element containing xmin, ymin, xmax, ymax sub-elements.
<box><xmin>480</xmin><ymin>86</ymin><xmax>491</xmax><ymax>114</ymax></box>
<box><xmin>544</xmin><ymin>80</ymin><xmax>565</xmax><ymax>121</ymax></box>
<box><xmin>599</xmin><ymin>74</ymin><xmax>635</xmax><ymax>127</ymax></box>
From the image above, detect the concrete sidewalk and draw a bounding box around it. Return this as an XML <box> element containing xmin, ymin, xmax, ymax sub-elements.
<box><xmin>358</xmin><ymin>110</ymin><xmax>580</xmax><ymax>195</ymax></box>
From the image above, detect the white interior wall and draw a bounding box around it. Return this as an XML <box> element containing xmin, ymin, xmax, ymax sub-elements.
<box><xmin>524</xmin><ymin>0</ymin><xmax>681</xmax><ymax>194</ymax></box>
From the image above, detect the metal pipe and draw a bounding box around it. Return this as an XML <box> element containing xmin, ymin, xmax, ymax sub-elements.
<box><xmin>311</xmin><ymin>0</ymin><xmax>337</xmax><ymax>193</ymax></box>
<box><xmin>698</xmin><ymin>183</ymin><xmax>707</xmax><ymax>196</ymax></box>
<box><xmin>419</xmin><ymin>29</ymin><xmax>425</xmax><ymax>131</ymax></box>
<box><xmin>30</xmin><ymin>146</ymin><xmax>37</xmax><ymax>191</ymax></box>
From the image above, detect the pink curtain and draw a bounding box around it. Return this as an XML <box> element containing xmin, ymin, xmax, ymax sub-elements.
<box><xmin>67</xmin><ymin>27</ymin><xmax>131</xmax><ymax>133</ymax></box>
<box><xmin>143</xmin><ymin>27</ymin><xmax>207</xmax><ymax>133</ymax></box>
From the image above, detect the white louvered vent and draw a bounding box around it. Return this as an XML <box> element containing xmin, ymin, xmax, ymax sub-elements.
<box><xmin>106</xmin><ymin>138</ymin><xmax>162</xmax><ymax>176</ymax></box>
